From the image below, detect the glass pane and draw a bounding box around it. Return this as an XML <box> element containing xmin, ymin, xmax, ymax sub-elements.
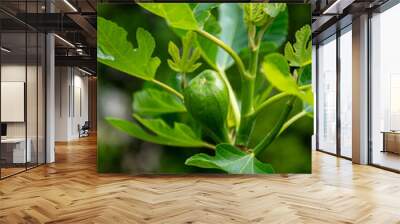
<box><xmin>312</xmin><ymin>45</ymin><xmax>317</xmax><ymax>150</ymax></box>
<box><xmin>38</xmin><ymin>33</ymin><xmax>45</xmax><ymax>165</ymax></box>
<box><xmin>371</xmin><ymin>4</ymin><xmax>400</xmax><ymax>171</ymax></box>
<box><xmin>1</xmin><ymin>30</ymin><xmax>27</xmax><ymax>177</ymax></box>
<box><xmin>27</xmin><ymin>31</ymin><xmax>38</xmax><ymax>169</ymax></box>
<box><xmin>339</xmin><ymin>28</ymin><xmax>352</xmax><ymax>158</ymax></box>
<box><xmin>317</xmin><ymin>36</ymin><xmax>337</xmax><ymax>154</ymax></box>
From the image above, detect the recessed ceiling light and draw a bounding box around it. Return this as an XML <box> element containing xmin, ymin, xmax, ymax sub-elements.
<box><xmin>1</xmin><ymin>47</ymin><xmax>11</xmax><ymax>53</ymax></box>
<box><xmin>78</xmin><ymin>67</ymin><xmax>92</xmax><ymax>76</ymax></box>
<box><xmin>63</xmin><ymin>0</ymin><xmax>78</xmax><ymax>12</ymax></box>
<box><xmin>54</xmin><ymin>34</ymin><xmax>75</xmax><ymax>48</ymax></box>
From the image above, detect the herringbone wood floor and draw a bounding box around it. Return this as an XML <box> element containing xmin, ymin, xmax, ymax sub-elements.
<box><xmin>1</xmin><ymin>135</ymin><xmax>400</xmax><ymax>224</ymax></box>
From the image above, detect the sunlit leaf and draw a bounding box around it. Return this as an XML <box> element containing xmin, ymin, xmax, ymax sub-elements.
<box><xmin>106</xmin><ymin>116</ymin><xmax>208</xmax><ymax>148</ymax></box>
<box><xmin>133</xmin><ymin>88</ymin><xmax>186</xmax><ymax>116</ymax></box>
<box><xmin>243</xmin><ymin>3</ymin><xmax>286</xmax><ymax>27</ymax></box>
<box><xmin>185</xmin><ymin>143</ymin><xmax>274</xmax><ymax>174</ymax></box>
<box><xmin>243</xmin><ymin>3</ymin><xmax>267</xmax><ymax>26</ymax></box>
<box><xmin>284</xmin><ymin>25</ymin><xmax>312</xmax><ymax>67</ymax></box>
<box><xmin>224</xmin><ymin>7</ymin><xmax>289</xmax><ymax>68</ymax></box>
<box><xmin>97</xmin><ymin>17</ymin><xmax>160</xmax><ymax>80</ymax></box>
<box><xmin>138</xmin><ymin>3</ymin><xmax>198</xmax><ymax>30</ymax></box>
<box><xmin>262</xmin><ymin>53</ymin><xmax>298</xmax><ymax>94</ymax></box>
<box><xmin>264</xmin><ymin>3</ymin><xmax>286</xmax><ymax>18</ymax></box>
<box><xmin>133</xmin><ymin>114</ymin><xmax>206</xmax><ymax>147</ymax></box>
<box><xmin>106</xmin><ymin>117</ymin><xmax>173</xmax><ymax>145</ymax></box>
<box><xmin>167</xmin><ymin>32</ymin><xmax>202</xmax><ymax>74</ymax></box>
<box><xmin>263</xmin><ymin>53</ymin><xmax>314</xmax><ymax>106</ymax></box>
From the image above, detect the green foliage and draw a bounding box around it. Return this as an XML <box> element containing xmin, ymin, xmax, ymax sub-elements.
<box><xmin>106</xmin><ymin>116</ymin><xmax>210</xmax><ymax>148</ymax></box>
<box><xmin>196</xmin><ymin>13</ymin><xmax>220</xmax><ymax>67</ymax></box>
<box><xmin>193</xmin><ymin>3</ymin><xmax>220</xmax><ymax>27</ymax></box>
<box><xmin>264</xmin><ymin>3</ymin><xmax>287</xmax><ymax>18</ymax></box>
<box><xmin>216</xmin><ymin>4</ymin><xmax>246</xmax><ymax>70</ymax></box>
<box><xmin>243</xmin><ymin>3</ymin><xmax>267</xmax><ymax>26</ymax></box>
<box><xmin>133</xmin><ymin>88</ymin><xmax>186</xmax><ymax>116</ymax></box>
<box><xmin>298</xmin><ymin>64</ymin><xmax>312</xmax><ymax>86</ymax></box>
<box><xmin>183</xmin><ymin>70</ymin><xmax>230</xmax><ymax>143</ymax></box>
<box><xmin>284</xmin><ymin>25</ymin><xmax>312</xmax><ymax>67</ymax></box>
<box><xmin>100</xmin><ymin>3</ymin><xmax>312</xmax><ymax>174</ymax></box>
<box><xmin>97</xmin><ymin>17</ymin><xmax>160</xmax><ymax>80</ymax></box>
<box><xmin>138</xmin><ymin>3</ymin><xmax>198</xmax><ymax>30</ymax></box>
<box><xmin>133</xmin><ymin>114</ymin><xmax>207</xmax><ymax>147</ymax></box>
<box><xmin>167</xmin><ymin>32</ymin><xmax>202</xmax><ymax>74</ymax></box>
<box><xmin>263</xmin><ymin>53</ymin><xmax>299</xmax><ymax>94</ymax></box>
<box><xmin>243</xmin><ymin>3</ymin><xmax>286</xmax><ymax>27</ymax></box>
<box><xmin>185</xmin><ymin>144</ymin><xmax>274</xmax><ymax>174</ymax></box>
<box><xmin>263</xmin><ymin>53</ymin><xmax>313</xmax><ymax>105</ymax></box>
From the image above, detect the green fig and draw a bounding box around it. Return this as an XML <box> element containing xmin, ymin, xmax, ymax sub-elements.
<box><xmin>184</xmin><ymin>70</ymin><xmax>230</xmax><ymax>143</ymax></box>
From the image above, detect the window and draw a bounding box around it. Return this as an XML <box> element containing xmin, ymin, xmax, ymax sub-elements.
<box><xmin>339</xmin><ymin>27</ymin><xmax>352</xmax><ymax>158</ymax></box>
<box><xmin>370</xmin><ymin>3</ymin><xmax>400</xmax><ymax>171</ymax></box>
<box><xmin>317</xmin><ymin>35</ymin><xmax>337</xmax><ymax>154</ymax></box>
<box><xmin>0</xmin><ymin>2</ymin><xmax>46</xmax><ymax>179</ymax></box>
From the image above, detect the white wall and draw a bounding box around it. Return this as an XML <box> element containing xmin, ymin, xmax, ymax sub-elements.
<box><xmin>1</xmin><ymin>63</ymin><xmax>46</xmax><ymax>164</ymax></box>
<box><xmin>1</xmin><ymin>65</ymin><xmax>38</xmax><ymax>138</ymax></box>
<box><xmin>55</xmin><ymin>66</ymin><xmax>89</xmax><ymax>141</ymax></box>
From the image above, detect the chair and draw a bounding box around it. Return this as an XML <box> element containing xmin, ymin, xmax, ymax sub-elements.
<box><xmin>78</xmin><ymin>121</ymin><xmax>90</xmax><ymax>138</ymax></box>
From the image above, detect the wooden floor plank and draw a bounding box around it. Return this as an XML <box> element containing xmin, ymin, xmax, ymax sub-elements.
<box><xmin>0</xmin><ymin>135</ymin><xmax>400</xmax><ymax>223</ymax></box>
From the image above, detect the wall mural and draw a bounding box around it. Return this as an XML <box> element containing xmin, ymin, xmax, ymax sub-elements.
<box><xmin>97</xmin><ymin>3</ymin><xmax>313</xmax><ymax>174</ymax></box>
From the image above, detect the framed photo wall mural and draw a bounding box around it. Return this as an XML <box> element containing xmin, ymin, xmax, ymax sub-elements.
<box><xmin>97</xmin><ymin>3</ymin><xmax>313</xmax><ymax>174</ymax></box>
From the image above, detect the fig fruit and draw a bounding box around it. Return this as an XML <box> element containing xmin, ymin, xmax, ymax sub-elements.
<box><xmin>184</xmin><ymin>70</ymin><xmax>230</xmax><ymax>143</ymax></box>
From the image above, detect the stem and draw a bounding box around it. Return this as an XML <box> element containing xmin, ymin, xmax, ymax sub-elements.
<box><xmin>202</xmin><ymin>142</ymin><xmax>216</xmax><ymax>150</ymax></box>
<box><xmin>252</xmin><ymin>84</ymin><xmax>311</xmax><ymax>117</ymax></box>
<box><xmin>195</xmin><ymin>29</ymin><xmax>250</xmax><ymax>80</ymax></box>
<box><xmin>235</xmin><ymin>47</ymin><xmax>259</xmax><ymax>146</ymax></box>
<box><xmin>152</xmin><ymin>79</ymin><xmax>184</xmax><ymax>100</ymax></box>
<box><xmin>253</xmin><ymin>97</ymin><xmax>296</xmax><ymax>156</ymax></box>
<box><xmin>181</xmin><ymin>73</ymin><xmax>187</xmax><ymax>89</ymax></box>
<box><xmin>256</xmin><ymin>85</ymin><xmax>273</xmax><ymax>105</ymax></box>
<box><xmin>278</xmin><ymin>110</ymin><xmax>307</xmax><ymax>136</ymax></box>
<box><xmin>254</xmin><ymin>92</ymin><xmax>290</xmax><ymax>116</ymax></box>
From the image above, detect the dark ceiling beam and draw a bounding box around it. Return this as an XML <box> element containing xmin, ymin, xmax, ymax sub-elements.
<box><xmin>55</xmin><ymin>55</ymin><xmax>96</xmax><ymax>72</ymax></box>
<box><xmin>86</xmin><ymin>0</ymin><xmax>96</xmax><ymax>11</ymax></box>
<box><xmin>322</xmin><ymin>0</ymin><xmax>356</xmax><ymax>14</ymax></box>
<box><xmin>67</xmin><ymin>13</ymin><xmax>96</xmax><ymax>46</ymax></box>
<box><xmin>12</xmin><ymin>13</ymin><xmax>82</xmax><ymax>32</ymax></box>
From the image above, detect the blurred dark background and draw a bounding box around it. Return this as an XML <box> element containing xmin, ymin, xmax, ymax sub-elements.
<box><xmin>97</xmin><ymin>3</ymin><xmax>312</xmax><ymax>174</ymax></box>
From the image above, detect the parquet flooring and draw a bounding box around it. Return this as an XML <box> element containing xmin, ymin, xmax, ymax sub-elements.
<box><xmin>1</xmin><ymin>135</ymin><xmax>400</xmax><ymax>223</ymax></box>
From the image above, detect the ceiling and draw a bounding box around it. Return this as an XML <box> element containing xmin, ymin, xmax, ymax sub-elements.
<box><xmin>311</xmin><ymin>0</ymin><xmax>391</xmax><ymax>43</ymax></box>
<box><xmin>0</xmin><ymin>0</ymin><xmax>96</xmax><ymax>73</ymax></box>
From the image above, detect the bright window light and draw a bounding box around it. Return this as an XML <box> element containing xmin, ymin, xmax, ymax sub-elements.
<box><xmin>63</xmin><ymin>0</ymin><xmax>78</xmax><ymax>12</ymax></box>
<box><xmin>78</xmin><ymin>67</ymin><xmax>93</xmax><ymax>76</ymax></box>
<box><xmin>1</xmin><ymin>47</ymin><xmax>11</xmax><ymax>53</ymax></box>
<box><xmin>54</xmin><ymin>34</ymin><xmax>75</xmax><ymax>48</ymax></box>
